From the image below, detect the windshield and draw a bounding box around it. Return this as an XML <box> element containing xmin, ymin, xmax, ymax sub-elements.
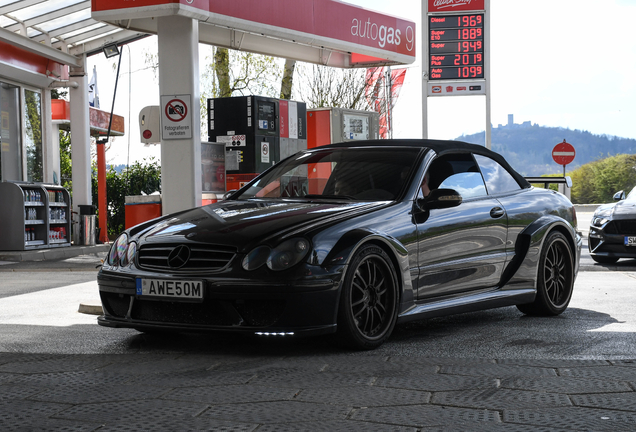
<box><xmin>236</xmin><ymin>147</ymin><xmax>421</xmax><ymax>201</ymax></box>
<box><xmin>626</xmin><ymin>186</ymin><xmax>636</xmax><ymax>203</ymax></box>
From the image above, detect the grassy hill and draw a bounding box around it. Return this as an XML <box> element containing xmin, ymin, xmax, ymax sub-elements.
<box><xmin>457</xmin><ymin>124</ymin><xmax>636</xmax><ymax>177</ymax></box>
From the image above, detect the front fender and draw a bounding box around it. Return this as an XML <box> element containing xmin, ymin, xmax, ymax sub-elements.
<box><xmin>322</xmin><ymin>228</ymin><xmax>415</xmax><ymax>314</ymax></box>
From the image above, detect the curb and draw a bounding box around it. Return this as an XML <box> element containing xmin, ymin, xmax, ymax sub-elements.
<box><xmin>78</xmin><ymin>302</ymin><xmax>103</xmax><ymax>315</ymax></box>
<box><xmin>0</xmin><ymin>244</ymin><xmax>110</xmax><ymax>263</ymax></box>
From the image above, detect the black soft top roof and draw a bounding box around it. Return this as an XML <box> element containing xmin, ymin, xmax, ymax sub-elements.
<box><xmin>320</xmin><ymin>139</ymin><xmax>531</xmax><ymax>189</ymax></box>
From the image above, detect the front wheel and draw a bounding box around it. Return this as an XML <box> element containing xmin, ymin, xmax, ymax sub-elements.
<box><xmin>336</xmin><ymin>245</ymin><xmax>399</xmax><ymax>350</ymax></box>
<box><xmin>517</xmin><ymin>231</ymin><xmax>574</xmax><ymax>316</ymax></box>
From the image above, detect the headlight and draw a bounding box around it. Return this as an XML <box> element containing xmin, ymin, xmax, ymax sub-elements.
<box><xmin>242</xmin><ymin>238</ymin><xmax>311</xmax><ymax>272</ymax></box>
<box><xmin>242</xmin><ymin>245</ymin><xmax>270</xmax><ymax>271</ymax></box>
<box><xmin>592</xmin><ymin>217</ymin><xmax>609</xmax><ymax>227</ymax></box>
<box><xmin>267</xmin><ymin>238</ymin><xmax>310</xmax><ymax>271</ymax></box>
<box><xmin>119</xmin><ymin>241</ymin><xmax>137</xmax><ymax>267</ymax></box>
<box><xmin>108</xmin><ymin>234</ymin><xmax>130</xmax><ymax>267</ymax></box>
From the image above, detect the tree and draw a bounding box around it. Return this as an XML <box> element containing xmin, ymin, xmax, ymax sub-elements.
<box><xmin>59</xmin><ymin>130</ymin><xmax>72</xmax><ymax>191</ymax></box>
<box><xmin>91</xmin><ymin>157</ymin><xmax>162</xmax><ymax>237</ymax></box>
<box><xmin>199</xmin><ymin>47</ymin><xmax>282</xmax><ymax>131</ymax></box>
<box><xmin>292</xmin><ymin>63</ymin><xmax>406</xmax><ymax>138</ymax></box>
<box><xmin>280</xmin><ymin>59</ymin><xmax>296</xmax><ymax>100</ymax></box>
<box><xmin>51</xmin><ymin>90</ymin><xmax>72</xmax><ymax>192</ymax></box>
<box><xmin>569</xmin><ymin>154</ymin><xmax>636</xmax><ymax>204</ymax></box>
<box><xmin>294</xmin><ymin>63</ymin><xmax>369</xmax><ymax>109</ymax></box>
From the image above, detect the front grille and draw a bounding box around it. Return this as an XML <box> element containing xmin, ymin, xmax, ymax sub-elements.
<box><xmin>132</xmin><ymin>299</ymin><xmax>237</xmax><ymax>326</ymax></box>
<box><xmin>137</xmin><ymin>243</ymin><xmax>236</xmax><ymax>273</ymax></box>
<box><xmin>613</xmin><ymin>220</ymin><xmax>636</xmax><ymax>236</ymax></box>
<box><xmin>101</xmin><ymin>290</ymin><xmax>287</xmax><ymax>328</ymax></box>
<box><xmin>130</xmin><ymin>299</ymin><xmax>286</xmax><ymax>327</ymax></box>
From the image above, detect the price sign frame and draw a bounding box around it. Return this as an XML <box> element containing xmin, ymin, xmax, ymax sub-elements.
<box><xmin>429</xmin><ymin>13</ymin><xmax>485</xmax><ymax>82</ymax></box>
<box><xmin>423</xmin><ymin>0</ymin><xmax>491</xmax><ymax>149</ymax></box>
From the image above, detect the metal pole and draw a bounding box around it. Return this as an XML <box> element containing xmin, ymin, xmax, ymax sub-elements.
<box><xmin>421</xmin><ymin>0</ymin><xmax>428</xmax><ymax>139</ymax></box>
<box><xmin>485</xmin><ymin>0</ymin><xmax>491</xmax><ymax>149</ymax></box>
<box><xmin>97</xmin><ymin>46</ymin><xmax>123</xmax><ymax>243</ymax></box>
<box><xmin>386</xmin><ymin>67</ymin><xmax>392</xmax><ymax>139</ymax></box>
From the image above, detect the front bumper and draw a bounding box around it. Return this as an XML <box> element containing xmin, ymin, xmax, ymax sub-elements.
<box><xmin>588</xmin><ymin>226</ymin><xmax>636</xmax><ymax>259</ymax></box>
<box><xmin>97</xmin><ymin>266</ymin><xmax>343</xmax><ymax>337</ymax></box>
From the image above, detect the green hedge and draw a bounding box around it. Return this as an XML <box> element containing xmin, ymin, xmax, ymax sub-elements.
<box><xmin>91</xmin><ymin>158</ymin><xmax>161</xmax><ymax>238</ymax></box>
<box><xmin>568</xmin><ymin>154</ymin><xmax>636</xmax><ymax>204</ymax></box>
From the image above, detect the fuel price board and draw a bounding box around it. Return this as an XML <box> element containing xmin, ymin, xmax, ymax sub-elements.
<box><xmin>429</xmin><ymin>13</ymin><xmax>484</xmax><ymax>80</ymax></box>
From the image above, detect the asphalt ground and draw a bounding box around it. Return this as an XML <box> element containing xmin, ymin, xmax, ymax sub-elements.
<box><xmin>1</xmin><ymin>211</ymin><xmax>636</xmax><ymax>430</ymax></box>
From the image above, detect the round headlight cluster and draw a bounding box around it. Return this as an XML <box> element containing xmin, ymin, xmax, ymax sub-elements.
<box><xmin>107</xmin><ymin>233</ymin><xmax>137</xmax><ymax>267</ymax></box>
<box><xmin>242</xmin><ymin>238</ymin><xmax>310</xmax><ymax>272</ymax></box>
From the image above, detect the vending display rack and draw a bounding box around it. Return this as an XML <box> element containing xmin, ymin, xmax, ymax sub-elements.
<box><xmin>0</xmin><ymin>181</ymin><xmax>71</xmax><ymax>251</ymax></box>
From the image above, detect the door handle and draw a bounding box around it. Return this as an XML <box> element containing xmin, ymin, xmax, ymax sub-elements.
<box><xmin>490</xmin><ymin>207</ymin><xmax>505</xmax><ymax>219</ymax></box>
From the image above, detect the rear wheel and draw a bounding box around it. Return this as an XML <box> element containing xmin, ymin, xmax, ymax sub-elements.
<box><xmin>517</xmin><ymin>231</ymin><xmax>574</xmax><ymax>316</ymax></box>
<box><xmin>336</xmin><ymin>245</ymin><xmax>398</xmax><ymax>350</ymax></box>
<box><xmin>591</xmin><ymin>255</ymin><xmax>619</xmax><ymax>264</ymax></box>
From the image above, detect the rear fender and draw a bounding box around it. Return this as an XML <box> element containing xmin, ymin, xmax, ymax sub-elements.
<box><xmin>500</xmin><ymin>216</ymin><xmax>577</xmax><ymax>291</ymax></box>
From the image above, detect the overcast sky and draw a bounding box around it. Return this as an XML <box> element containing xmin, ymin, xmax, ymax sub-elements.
<box><xmin>90</xmin><ymin>0</ymin><xmax>636</xmax><ymax>165</ymax></box>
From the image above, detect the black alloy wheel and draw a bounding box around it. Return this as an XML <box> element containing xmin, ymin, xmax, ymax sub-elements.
<box><xmin>517</xmin><ymin>231</ymin><xmax>574</xmax><ymax>316</ymax></box>
<box><xmin>337</xmin><ymin>244</ymin><xmax>398</xmax><ymax>350</ymax></box>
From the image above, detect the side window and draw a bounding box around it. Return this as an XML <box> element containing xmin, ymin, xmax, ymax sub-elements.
<box><xmin>474</xmin><ymin>154</ymin><xmax>521</xmax><ymax>195</ymax></box>
<box><xmin>439</xmin><ymin>172</ymin><xmax>487</xmax><ymax>199</ymax></box>
<box><xmin>424</xmin><ymin>154</ymin><xmax>487</xmax><ymax>200</ymax></box>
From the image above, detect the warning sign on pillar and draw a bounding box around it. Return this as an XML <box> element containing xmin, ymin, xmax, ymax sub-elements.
<box><xmin>161</xmin><ymin>94</ymin><xmax>192</xmax><ymax>140</ymax></box>
<box><xmin>261</xmin><ymin>142</ymin><xmax>270</xmax><ymax>163</ymax></box>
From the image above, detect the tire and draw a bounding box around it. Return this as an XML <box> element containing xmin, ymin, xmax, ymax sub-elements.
<box><xmin>336</xmin><ymin>245</ymin><xmax>399</xmax><ymax>350</ymax></box>
<box><xmin>517</xmin><ymin>231</ymin><xmax>574</xmax><ymax>316</ymax></box>
<box><xmin>591</xmin><ymin>255</ymin><xmax>619</xmax><ymax>264</ymax></box>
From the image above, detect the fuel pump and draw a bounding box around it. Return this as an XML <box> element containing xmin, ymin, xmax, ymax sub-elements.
<box><xmin>207</xmin><ymin>96</ymin><xmax>307</xmax><ymax>191</ymax></box>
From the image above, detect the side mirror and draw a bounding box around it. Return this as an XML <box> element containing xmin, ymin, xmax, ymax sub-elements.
<box><xmin>418</xmin><ymin>188</ymin><xmax>463</xmax><ymax>211</ymax></box>
<box><xmin>613</xmin><ymin>190</ymin><xmax>625</xmax><ymax>201</ymax></box>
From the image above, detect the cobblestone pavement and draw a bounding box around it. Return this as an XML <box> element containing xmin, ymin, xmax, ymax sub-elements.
<box><xmin>1</xmin><ymin>352</ymin><xmax>636</xmax><ymax>431</ymax></box>
<box><xmin>2</xmin><ymin>211</ymin><xmax>636</xmax><ymax>431</ymax></box>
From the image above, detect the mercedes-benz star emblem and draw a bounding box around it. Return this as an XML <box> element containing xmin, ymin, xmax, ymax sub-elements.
<box><xmin>167</xmin><ymin>245</ymin><xmax>191</xmax><ymax>269</ymax></box>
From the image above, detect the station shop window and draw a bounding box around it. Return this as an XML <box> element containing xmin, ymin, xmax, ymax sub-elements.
<box><xmin>0</xmin><ymin>82</ymin><xmax>23</xmax><ymax>182</ymax></box>
<box><xmin>0</xmin><ymin>81</ymin><xmax>43</xmax><ymax>183</ymax></box>
<box><xmin>24</xmin><ymin>89</ymin><xmax>43</xmax><ymax>182</ymax></box>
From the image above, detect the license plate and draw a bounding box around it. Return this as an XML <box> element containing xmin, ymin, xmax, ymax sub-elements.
<box><xmin>136</xmin><ymin>278</ymin><xmax>203</xmax><ymax>300</ymax></box>
<box><xmin>626</xmin><ymin>237</ymin><xmax>636</xmax><ymax>247</ymax></box>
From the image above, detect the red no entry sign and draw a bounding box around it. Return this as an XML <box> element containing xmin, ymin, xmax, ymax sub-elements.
<box><xmin>552</xmin><ymin>140</ymin><xmax>575</xmax><ymax>166</ymax></box>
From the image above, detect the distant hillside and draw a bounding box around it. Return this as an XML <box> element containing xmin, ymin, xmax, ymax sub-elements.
<box><xmin>456</xmin><ymin>124</ymin><xmax>636</xmax><ymax>176</ymax></box>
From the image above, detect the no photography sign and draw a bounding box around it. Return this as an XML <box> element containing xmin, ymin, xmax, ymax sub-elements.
<box><xmin>161</xmin><ymin>94</ymin><xmax>192</xmax><ymax>140</ymax></box>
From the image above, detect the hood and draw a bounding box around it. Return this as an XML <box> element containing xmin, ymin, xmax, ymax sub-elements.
<box><xmin>137</xmin><ymin>199</ymin><xmax>386</xmax><ymax>250</ymax></box>
<box><xmin>594</xmin><ymin>202</ymin><xmax>615</xmax><ymax>218</ymax></box>
<box><xmin>612</xmin><ymin>199</ymin><xmax>636</xmax><ymax>219</ymax></box>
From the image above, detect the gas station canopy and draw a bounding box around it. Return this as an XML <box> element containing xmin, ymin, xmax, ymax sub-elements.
<box><xmin>0</xmin><ymin>0</ymin><xmax>147</xmax><ymax>59</ymax></box>
<box><xmin>0</xmin><ymin>0</ymin><xmax>415</xmax><ymax>67</ymax></box>
<box><xmin>92</xmin><ymin>0</ymin><xmax>416</xmax><ymax>68</ymax></box>
<box><xmin>1</xmin><ymin>0</ymin><xmax>415</xmax><ymax>68</ymax></box>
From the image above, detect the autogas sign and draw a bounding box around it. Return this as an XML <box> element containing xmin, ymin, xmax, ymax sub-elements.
<box><xmin>161</xmin><ymin>94</ymin><xmax>192</xmax><ymax>140</ymax></box>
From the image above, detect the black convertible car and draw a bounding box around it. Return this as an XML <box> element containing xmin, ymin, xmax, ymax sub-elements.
<box><xmin>98</xmin><ymin>140</ymin><xmax>581</xmax><ymax>349</ymax></box>
<box><xmin>589</xmin><ymin>186</ymin><xmax>636</xmax><ymax>263</ymax></box>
